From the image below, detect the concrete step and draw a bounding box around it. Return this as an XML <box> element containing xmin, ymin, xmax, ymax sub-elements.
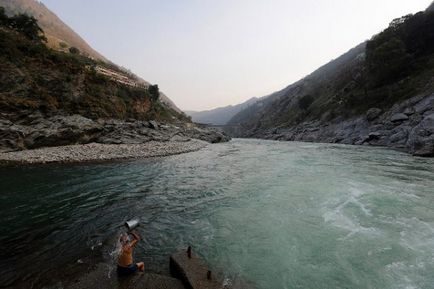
<box><xmin>170</xmin><ymin>247</ymin><xmax>224</xmax><ymax>289</ymax></box>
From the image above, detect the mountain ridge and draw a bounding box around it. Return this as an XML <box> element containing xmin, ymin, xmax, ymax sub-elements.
<box><xmin>185</xmin><ymin>97</ymin><xmax>259</xmax><ymax>125</ymax></box>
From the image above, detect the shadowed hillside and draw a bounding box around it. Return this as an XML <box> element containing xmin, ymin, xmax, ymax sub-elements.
<box><xmin>228</xmin><ymin>7</ymin><xmax>434</xmax><ymax>156</ymax></box>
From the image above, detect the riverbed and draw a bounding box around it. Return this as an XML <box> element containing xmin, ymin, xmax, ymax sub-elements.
<box><xmin>1</xmin><ymin>139</ymin><xmax>433</xmax><ymax>289</ymax></box>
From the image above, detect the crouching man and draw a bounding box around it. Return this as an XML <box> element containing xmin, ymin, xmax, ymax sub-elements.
<box><xmin>117</xmin><ymin>231</ymin><xmax>145</xmax><ymax>275</ymax></box>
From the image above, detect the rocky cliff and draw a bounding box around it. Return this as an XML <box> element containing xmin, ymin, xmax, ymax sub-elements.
<box><xmin>228</xmin><ymin>8</ymin><xmax>434</xmax><ymax>156</ymax></box>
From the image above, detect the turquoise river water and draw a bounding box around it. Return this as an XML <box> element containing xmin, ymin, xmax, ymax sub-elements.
<box><xmin>1</xmin><ymin>139</ymin><xmax>434</xmax><ymax>289</ymax></box>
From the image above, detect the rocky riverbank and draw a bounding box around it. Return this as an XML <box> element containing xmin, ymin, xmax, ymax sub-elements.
<box><xmin>234</xmin><ymin>93</ymin><xmax>434</xmax><ymax>157</ymax></box>
<box><xmin>0</xmin><ymin>113</ymin><xmax>230</xmax><ymax>153</ymax></box>
<box><xmin>0</xmin><ymin>140</ymin><xmax>208</xmax><ymax>164</ymax></box>
<box><xmin>0</xmin><ymin>113</ymin><xmax>230</xmax><ymax>164</ymax></box>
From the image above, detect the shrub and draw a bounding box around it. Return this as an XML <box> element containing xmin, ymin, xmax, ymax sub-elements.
<box><xmin>148</xmin><ymin>84</ymin><xmax>160</xmax><ymax>101</ymax></box>
<box><xmin>69</xmin><ymin>47</ymin><xmax>80</xmax><ymax>55</ymax></box>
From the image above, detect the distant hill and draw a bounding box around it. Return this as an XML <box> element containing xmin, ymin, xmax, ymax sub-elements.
<box><xmin>228</xmin><ymin>6</ymin><xmax>434</xmax><ymax>156</ymax></box>
<box><xmin>186</xmin><ymin>97</ymin><xmax>258</xmax><ymax>125</ymax></box>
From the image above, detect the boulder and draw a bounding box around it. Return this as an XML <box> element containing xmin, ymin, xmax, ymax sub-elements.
<box><xmin>148</xmin><ymin>120</ymin><xmax>159</xmax><ymax>130</ymax></box>
<box><xmin>0</xmin><ymin>122</ymin><xmax>27</xmax><ymax>152</ymax></box>
<box><xmin>389</xmin><ymin>126</ymin><xmax>409</xmax><ymax>145</ymax></box>
<box><xmin>407</xmin><ymin>113</ymin><xmax>434</xmax><ymax>156</ymax></box>
<box><xmin>414</xmin><ymin>93</ymin><xmax>434</xmax><ymax>114</ymax></box>
<box><xmin>366</xmin><ymin>108</ymin><xmax>382</xmax><ymax>121</ymax></box>
<box><xmin>391</xmin><ymin>113</ymin><xmax>409</xmax><ymax>123</ymax></box>
<box><xmin>403</xmin><ymin>107</ymin><xmax>415</xmax><ymax>116</ymax></box>
<box><xmin>368</xmin><ymin>132</ymin><xmax>381</xmax><ymax>140</ymax></box>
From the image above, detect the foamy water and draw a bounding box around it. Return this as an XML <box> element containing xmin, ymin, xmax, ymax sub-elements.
<box><xmin>1</xmin><ymin>139</ymin><xmax>433</xmax><ymax>289</ymax></box>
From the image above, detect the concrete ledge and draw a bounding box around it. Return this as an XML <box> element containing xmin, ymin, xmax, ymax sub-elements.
<box><xmin>170</xmin><ymin>247</ymin><xmax>224</xmax><ymax>289</ymax></box>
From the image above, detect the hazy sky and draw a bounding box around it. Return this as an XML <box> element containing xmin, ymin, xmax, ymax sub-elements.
<box><xmin>41</xmin><ymin>0</ymin><xmax>432</xmax><ymax>111</ymax></box>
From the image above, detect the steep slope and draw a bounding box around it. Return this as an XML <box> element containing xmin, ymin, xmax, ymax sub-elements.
<box><xmin>0</xmin><ymin>0</ymin><xmax>106</xmax><ymax>60</ymax></box>
<box><xmin>0</xmin><ymin>10</ymin><xmax>229</xmax><ymax>152</ymax></box>
<box><xmin>228</xmin><ymin>8</ymin><xmax>434</xmax><ymax>156</ymax></box>
<box><xmin>0</xmin><ymin>0</ymin><xmax>184</xmax><ymax>114</ymax></box>
<box><xmin>229</xmin><ymin>43</ymin><xmax>366</xmax><ymax>128</ymax></box>
<box><xmin>186</xmin><ymin>97</ymin><xmax>258</xmax><ymax>125</ymax></box>
<box><xmin>427</xmin><ymin>1</ymin><xmax>434</xmax><ymax>12</ymax></box>
<box><xmin>0</xmin><ymin>22</ymin><xmax>187</xmax><ymax>123</ymax></box>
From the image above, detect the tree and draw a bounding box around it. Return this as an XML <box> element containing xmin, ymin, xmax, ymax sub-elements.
<box><xmin>366</xmin><ymin>37</ymin><xmax>412</xmax><ymax>86</ymax></box>
<box><xmin>0</xmin><ymin>7</ymin><xmax>8</xmax><ymax>26</ymax></box>
<box><xmin>148</xmin><ymin>84</ymin><xmax>160</xmax><ymax>101</ymax></box>
<box><xmin>9</xmin><ymin>13</ymin><xmax>46</xmax><ymax>42</ymax></box>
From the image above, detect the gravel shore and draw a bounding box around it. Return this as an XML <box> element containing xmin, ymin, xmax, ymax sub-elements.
<box><xmin>0</xmin><ymin>140</ymin><xmax>208</xmax><ymax>165</ymax></box>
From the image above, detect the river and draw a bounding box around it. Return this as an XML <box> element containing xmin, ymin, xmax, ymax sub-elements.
<box><xmin>1</xmin><ymin>139</ymin><xmax>434</xmax><ymax>289</ymax></box>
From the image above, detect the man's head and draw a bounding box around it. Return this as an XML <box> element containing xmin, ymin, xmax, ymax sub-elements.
<box><xmin>119</xmin><ymin>233</ymin><xmax>130</xmax><ymax>245</ymax></box>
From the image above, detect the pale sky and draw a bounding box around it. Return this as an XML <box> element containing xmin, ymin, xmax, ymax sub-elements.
<box><xmin>41</xmin><ymin>0</ymin><xmax>432</xmax><ymax>111</ymax></box>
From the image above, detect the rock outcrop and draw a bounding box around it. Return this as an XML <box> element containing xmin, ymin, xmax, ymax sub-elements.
<box><xmin>238</xmin><ymin>93</ymin><xmax>434</xmax><ymax>157</ymax></box>
<box><xmin>0</xmin><ymin>113</ymin><xmax>230</xmax><ymax>153</ymax></box>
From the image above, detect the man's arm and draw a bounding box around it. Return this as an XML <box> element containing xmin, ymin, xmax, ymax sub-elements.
<box><xmin>129</xmin><ymin>230</ymin><xmax>140</xmax><ymax>247</ymax></box>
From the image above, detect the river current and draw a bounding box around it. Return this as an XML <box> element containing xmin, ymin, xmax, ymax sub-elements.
<box><xmin>1</xmin><ymin>139</ymin><xmax>434</xmax><ymax>289</ymax></box>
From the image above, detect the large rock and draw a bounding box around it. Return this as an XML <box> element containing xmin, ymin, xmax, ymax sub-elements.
<box><xmin>391</xmin><ymin>113</ymin><xmax>409</xmax><ymax>123</ymax></box>
<box><xmin>414</xmin><ymin>93</ymin><xmax>434</xmax><ymax>114</ymax></box>
<box><xmin>366</xmin><ymin>108</ymin><xmax>382</xmax><ymax>121</ymax></box>
<box><xmin>25</xmin><ymin>115</ymin><xmax>103</xmax><ymax>149</ymax></box>
<box><xmin>0</xmin><ymin>120</ymin><xmax>28</xmax><ymax>152</ymax></box>
<box><xmin>148</xmin><ymin>120</ymin><xmax>159</xmax><ymax>130</ymax></box>
<box><xmin>407</xmin><ymin>113</ymin><xmax>434</xmax><ymax>156</ymax></box>
<box><xmin>403</xmin><ymin>107</ymin><xmax>415</xmax><ymax>116</ymax></box>
<box><xmin>388</xmin><ymin>126</ymin><xmax>410</xmax><ymax>146</ymax></box>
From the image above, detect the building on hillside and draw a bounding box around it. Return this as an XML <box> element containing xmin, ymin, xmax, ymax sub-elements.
<box><xmin>94</xmin><ymin>66</ymin><xmax>147</xmax><ymax>89</ymax></box>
